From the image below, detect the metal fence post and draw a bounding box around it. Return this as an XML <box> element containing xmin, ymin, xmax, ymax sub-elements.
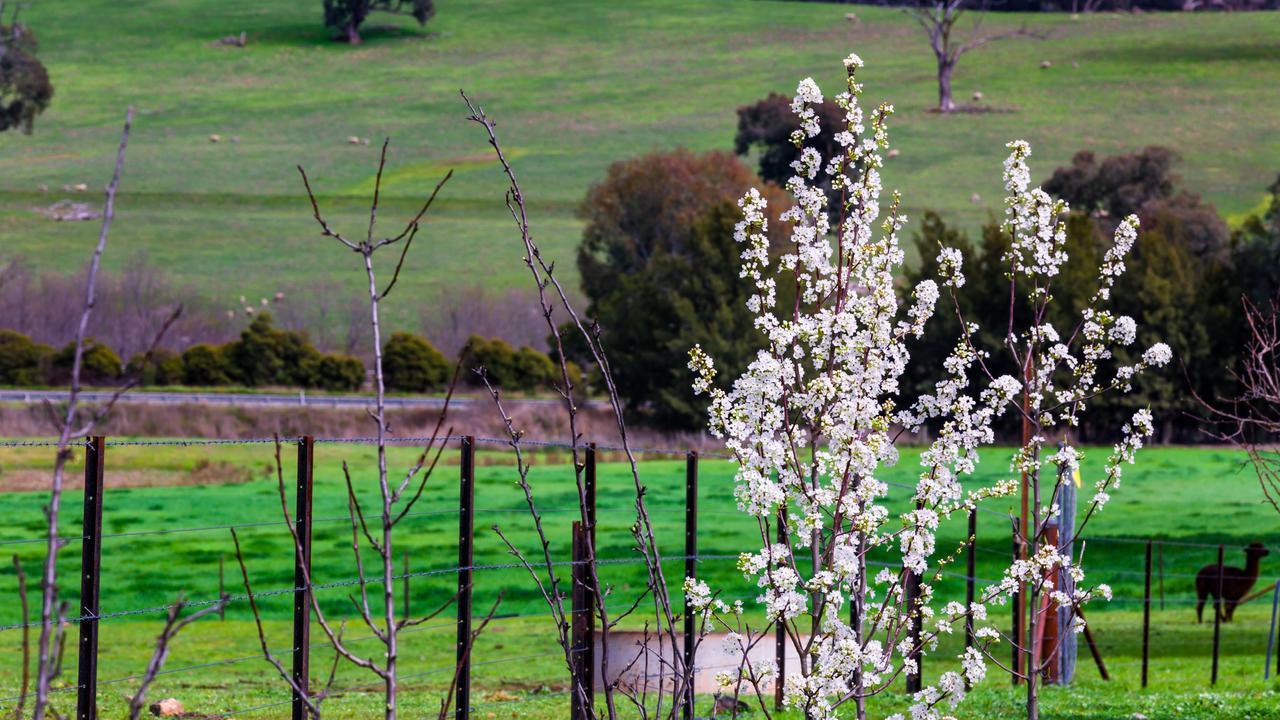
<box><xmin>965</xmin><ymin>508</ymin><xmax>977</xmax><ymax>678</ymax></box>
<box><xmin>1266</xmin><ymin>580</ymin><xmax>1279</xmax><ymax>681</ymax></box>
<box><xmin>1011</xmin><ymin>517</ymin><xmax>1022</xmax><ymax>686</ymax></box>
<box><xmin>583</xmin><ymin>442</ymin><xmax>597</xmax><ymax>709</ymax></box>
<box><xmin>291</xmin><ymin>435</ymin><xmax>315</xmax><ymax>720</ymax></box>
<box><xmin>905</xmin><ymin>499</ymin><xmax>923</xmax><ymax>695</ymax></box>
<box><xmin>76</xmin><ymin>436</ymin><xmax>106</xmax><ymax>720</ymax></box>
<box><xmin>456</xmin><ymin>436</ymin><xmax>475</xmax><ymax>720</ymax></box>
<box><xmin>1211</xmin><ymin>544</ymin><xmax>1224</xmax><ymax>686</ymax></box>
<box><xmin>682</xmin><ymin>451</ymin><xmax>698</xmax><ymax>720</ymax></box>
<box><xmin>571</xmin><ymin>521</ymin><xmax>594</xmax><ymax>720</ymax></box>
<box><xmin>403</xmin><ymin>550</ymin><xmax>410</xmax><ymax>620</ymax></box>
<box><xmin>774</xmin><ymin>513</ymin><xmax>785</xmax><ymax>712</ymax></box>
<box><xmin>1141</xmin><ymin>539</ymin><xmax>1152</xmax><ymax>689</ymax></box>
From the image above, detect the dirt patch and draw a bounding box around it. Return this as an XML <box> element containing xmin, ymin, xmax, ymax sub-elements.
<box><xmin>0</xmin><ymin>460</ymin><xmax>253</xmax><ymax>493</ymax></box>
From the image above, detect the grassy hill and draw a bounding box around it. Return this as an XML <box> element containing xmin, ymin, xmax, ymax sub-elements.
<box><xmin>1</xmin><ymin>0</ymin><xmax>1279</xmax><ymax>332</ymax></box>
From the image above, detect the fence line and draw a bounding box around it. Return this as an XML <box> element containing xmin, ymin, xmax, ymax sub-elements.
<box><xmin>3</xmin><ymin>434</ymin><xmax>1279</xmax><ymax>719</ymax></box>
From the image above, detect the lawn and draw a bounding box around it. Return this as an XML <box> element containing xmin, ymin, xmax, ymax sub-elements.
<box><xmin>2</xmin><ymin>1</ymin><xmax>1278</xmax><ymax>331</ymax></box>
<box><xmin>0</xmin><ymin>441</ymin><xmax>1278</xmax><ymax>717</ymax></box>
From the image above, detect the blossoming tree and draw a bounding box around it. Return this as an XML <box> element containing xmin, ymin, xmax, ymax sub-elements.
<box><xmin>688</xmin><ymin>55</ymin><xmax>1171</xmax><ymax>720</ymax></box>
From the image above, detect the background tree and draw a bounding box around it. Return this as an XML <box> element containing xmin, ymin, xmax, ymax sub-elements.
<box><xmin>323</xmin><ymin>0</ymin><xmax>434</xmax><ymax>44</ymax></box>
<box><xmin>0</xmin><ymin>6</ymin><xmax>53</xmax><ymax>133</ymax></box>
<box><xmin>573</xmin><ymin>149</ymin><xmax>790</xmax><ymax>427</ymax></box>
<box><xmin>735</xmin><ymin>92</ymin><xmax>846</xmax><ymax>212</ymax></box>
<box><xmin>904</xmin><ymin>0</ymin><xmax>1039</xmax><ymax>112</ymax></box>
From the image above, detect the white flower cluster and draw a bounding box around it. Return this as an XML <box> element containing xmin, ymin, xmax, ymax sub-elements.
<box><xmin>688</xmin><ymin>57</ymin><xmax>1169</xmax><ymax>720</ymax></box>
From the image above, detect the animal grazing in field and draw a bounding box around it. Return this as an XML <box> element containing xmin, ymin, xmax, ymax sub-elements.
<box><xmin>1195</xmin><ymin>542</ymin><xmax>1270</xmax><ymax>623</ymax></box>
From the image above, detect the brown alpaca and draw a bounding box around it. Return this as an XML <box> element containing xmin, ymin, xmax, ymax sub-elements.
<box><xmin>1195</xmin><ymin>542</ymin><xmax>1270</xmax><ymax>623</ymax></box>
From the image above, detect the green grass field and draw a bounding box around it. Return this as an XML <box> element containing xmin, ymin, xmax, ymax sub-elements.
<box><xmin>1</xmin><ymin>442</ymin><xmax>1278</xmax><ymax>717</ymax></box>
<box><xmin>2</xmin><ymin>1</ymin><xmax>1279</xmax><ymax>330</ymax></box>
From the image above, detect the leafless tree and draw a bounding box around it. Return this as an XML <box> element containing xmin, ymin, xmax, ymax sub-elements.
<box><xmin>126</xmin><ymin>594</ymin><xmax>230</xmax><ymax>720</ymax></box>
<box><xmin>461</xmin><ymin>91</ymin><xmax>726</xmax><ymax>719</ymax></box>
<box><xmin>230</xmin><ymin>140</ymin><xmax>497</xmax><ymax>720</ymax></box>
<box><xmin>1201</xmin><ymin>295</ymin><xmax>1280</xmax><ymax>514</ymax></box>
<box><xmin>904</xmin><ymin>0</ymin><xmax>1043</xmax><ymax>113</ymax></box>
<box><xmin>19</xmin><ymin>108</ymin><xmax>183</xmax><ymax>720</ymax></box>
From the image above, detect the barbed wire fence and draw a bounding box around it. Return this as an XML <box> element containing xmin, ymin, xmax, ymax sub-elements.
<box><xmin>0</xmin><ymin>435</ymin><xmax>1277</xmax><ymax>718</ymax></box>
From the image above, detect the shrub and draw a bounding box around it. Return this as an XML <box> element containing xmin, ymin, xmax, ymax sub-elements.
<box><xmin>513</xmin><ymin>346</ymin><xmax>556</xmax><ymax>391</ymax></box>
<box><xmin>53</xmin><ymin>338</ymin><xmax>121</xmax><ymax>385</ymax></box>
<box><xmin>181</xmin><ymin>344</ymin><xmax>231</xmax><ymax>386</ymax></box>
<box><xmin>125</xmin><ymin>348</ymin><xmax>184</xmax><ymax>386</ymax></box>
<box><xmin>222</xmin><ymin>312</ymin><xmax>325</xmax><ymax>388</ymax></box>
<box><xmin>0</xmin><ymin>329</ymin><xmax>50</xmax><ymax>385</ymax></box>
<box><xmin>307</xmin><ymin>353</ymin><xmax>365</xmax><ymax>391</ymax></box>
<box><xmin>463</xmin><ymin>335</ymin><xmax>518</xmax><ymax>388</ymax></box>
<box><xmin>383</xmin><ymin>332</ymin><xmax>450</xmax><ymax>392</ymax></box>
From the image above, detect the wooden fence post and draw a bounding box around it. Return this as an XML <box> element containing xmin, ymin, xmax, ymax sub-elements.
<box><xmin>1141</xmin><ymin>539</ymin><xmax>1152</xmax><ymax>689</ymax></box>
<box><xmin>76</xmin><ymin>436</ymin><xmax>106</xmax><ymax>720</ymax></box>
<box><xmin>682</xmin><ymin>451</ymin><xmax>698</xmax><ymax>720</ymax></box>
<box><xmin>291</xmin><ymin>435</ymin><xmax>315</xmax><ymax>720</ymax></box>
<box><xmin>1211</xmin><ymin>544</ymin><xmax>1224</xmax><ymax>686</ymax></box>
<box><xmin>456</xmin><ymin>437</ymin><xmax>475</xmax><ymax>720</ymax></box>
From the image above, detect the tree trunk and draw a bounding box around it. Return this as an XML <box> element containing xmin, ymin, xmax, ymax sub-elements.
<box><xmin>937</xmin><ymin>58</ymin><xmax>957</xmax><ymax>113</ymax></box>
<box><xmin>344</xmin><ymin>21</ymin><xmax>362</xmax><ymax>44</ymax></box>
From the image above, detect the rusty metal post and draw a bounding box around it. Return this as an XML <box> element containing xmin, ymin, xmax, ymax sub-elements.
<box><xmin>403</xmin><ymin>550</ymin><xmax>410</xmax><ymax>620</ymax></box>
<box><xmin>218</xmin><ymin>555</ymin><xmax>225</xmax><ymax>621</ymax></box>
<box><xmin>585</xmin><ymin>443</ymin><xmax>597</xmax><ymax>537</ymax></box>
<box><xmin>965</xmin><ymin>509</ymin><xmax>977</xmax><ymax>664</ymax></box>
<box><xmin>1011</xmin><ymin>517</ymin><xmax>1022</xmax><ymax>686</ymax></box>
<box><xmin>1141</xmin><ymin>539</ymin><xmax>1152</xmax><ymax>688</ymax></box>
<box><xmin>1211</xmin><ymin>544</ymin><xmax>1224</xmax><ymax>685</ymax></box>
<box><xmin>1075</xmin><ymin>607</ymin><xmax>1109</xmax><ymax>680</ymax></box>
<box><xmin>291</xmin><ymin>435</ymin><xmax>315</xmax><ymax>720</ymax></box>
<box><xmin>682</xmin><ymin>451</ymin><xmax>698</xmax><ymax>720</ymax></box>
<box><xmin>1157</xmin><ymin>541</ymin><xmax>1165</xmax><ymax>611</ymax></box>
<box><xmin>570</xmin><ymin>521</ymin><xmax>594</xmax><ymax>720</ymax></box>
<box><xmin>456</xmin><ymin>437</ymin><xmax>476</xmax><ymax>720</ymax></box>
<box><xmin>774</xmin><ymin>514</ymin><xmax>786</xmax><ymax>712</ymax></box>
<box><xmin>583</xmin><ymin>442</ymin><xmax>597</xmax><ymax>709</ymax></box>
<box><xmin>76</xmin><ymin>436</ymin><xmax>106</xmax><ymax>720</ymax></box>
<box><xmin>905</xmin><ymin>499</ymin><xmax>924</xmax><ymax>694</ymax></box>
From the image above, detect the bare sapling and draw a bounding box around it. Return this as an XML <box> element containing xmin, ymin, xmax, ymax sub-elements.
<box><xmin>232</xmin><ymin>141</ymin><xmax>498</xmax><ymax>720</ymax></box>
<box><xmin>1201</xmin><ymin>294</ymin><xmax>1280</xmax><ymax>514</ymax></box>
<box><xmin>125</xmin><ymin>594</ymin><xmax>230</xmax><ymax>720</ymax></box>
<box><xmin>462</xmin><ymin>92</ymin><xmax>725</xmax><ymax>719</ymax></box>
<box><xmin>19</xmin><ymin>108</ymin><xmax>184</xmax><ymax>720</ymax></box>
<box><xmin>686</xmin><ymin>56</ymin><xmax>1171</xmax><ymax>720</ymax></box>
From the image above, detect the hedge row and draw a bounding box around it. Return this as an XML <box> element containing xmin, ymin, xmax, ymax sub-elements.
<box><xmin>1</xmin><ymin>316</ymin><xmax>570</xmax><ymax>394</ymax></box>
